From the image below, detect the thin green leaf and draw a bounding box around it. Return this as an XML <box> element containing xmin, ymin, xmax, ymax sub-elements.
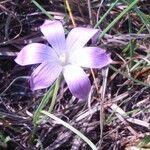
<box><xmin>32</xmin><ymin>0</ymin><xmax>53</xmax><ymax>20</ymax></box>
<box><xmin>48</xmin><ymin>77</ymin><xmax>60</xmax><ymax>113</ymax></box>
<box><xmin>41</xmin><ymin>110</ymin><xmax>97</xmax><ymax>150</ymax></box>
<box><xmin>32</xmin><ymin>83</ymin><xmax>54</xmax><ymax>124</ymax></box>
<box><xmin>138</xmin><ymin>136</ymin><xmax>150</xmax><ymax>148</ymax></box>
<box><xmin>109</xmin><ymin>65</ymin><xmax>150</xmax><ymax>87</ymax></box>
<box><xmin>94</xmin><ymin>0</ymin><xmax>119</xmax><ymax>28</ymax></box>
<box><xmin>122</xmin><ymin>0</ymin><xmax>150</xmax><ymax>33</ymax></box>
<box><xmin>99</xmin><ymin>0</ymin><xmax>140</xmax><ymax>38</ymax></box>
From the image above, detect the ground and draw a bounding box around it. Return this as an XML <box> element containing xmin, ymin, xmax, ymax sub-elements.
<box><xmin>0</xmin><ymin>0</ymin><xmax>150</xmax><ymax>150</ymax></box>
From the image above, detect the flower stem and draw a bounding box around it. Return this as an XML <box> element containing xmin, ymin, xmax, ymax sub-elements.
<box><xmin>48</xmin><ymin>77</ymin><xmax>61</xmax><ymax>113</ymax></box>
<box><xmin>32</xmin><ymin>83</ymin><xmax>54</xmax><ymax>124</ymax></box>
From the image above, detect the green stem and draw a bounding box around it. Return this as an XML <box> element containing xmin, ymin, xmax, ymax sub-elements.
<box><xmin>48</xmin><ymin>77</ymin><xmax>61</xmax><ymax>113</ymax></box>
<box><xmin>32</xmin><ymin>83</ymin><xmax>54</xmax><ymax>124</ymax></box>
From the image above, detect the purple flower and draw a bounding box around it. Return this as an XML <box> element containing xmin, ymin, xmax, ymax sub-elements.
<box><xmin>15</xmin><ymin>20</ymin><xmax>112</xmax><ymax>99</ymax></box>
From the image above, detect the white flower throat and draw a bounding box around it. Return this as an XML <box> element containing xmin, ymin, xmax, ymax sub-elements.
<box><xmin>59</xmin><ymin>53</ymin><xmax>67</xmax><ymax>66</ymax></box>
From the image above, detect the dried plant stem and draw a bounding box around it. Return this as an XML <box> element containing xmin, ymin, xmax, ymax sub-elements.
<box><xmin>65</xmin><ymin>0</ymin><xmax>76</xmax><ymax>27</ymax></box>
<box><xmin>87</xmin><ymin>0</ymin><xmax>93</xmax><ymax>25</ymax></box>
<box><xmin>90</xmin><ymin>69</ymin><xmax>99</xmax><ymax>92</ymax></box>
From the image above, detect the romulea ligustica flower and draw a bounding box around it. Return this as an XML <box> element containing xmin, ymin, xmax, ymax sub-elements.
<box><xmin>15</xmin><ymin>20</ymin><xmax>112</xmax><ymax>99</ymax></box>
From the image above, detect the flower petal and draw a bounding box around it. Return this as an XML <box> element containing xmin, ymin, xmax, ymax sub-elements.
<box><xmin>66</xmin><ymin>27</ymin><xmax>98</xmax><ymax>53</ymax></box>
<box><xmin>15</xmin><ymin>43</ymin><xmax>58</xmax><ymax>66</ymax></box>
<box><xmin>63</xmin><ymin>65</ymin><xmax>91</xmax><ymax>99</ymax></box>
<box><xmin>70</xmin><ymin>47</ymin><xmax>112</xmax><ymax>68</ymax></box>
<box><xmin>30</xmin><ymin>61</ymin><xmax>62</xmax><ymax>90</ymax></box>
<box><xmin>40</xmin><ymin>20</ymin><xmax>66</xmax><ymax>55</ymax></box>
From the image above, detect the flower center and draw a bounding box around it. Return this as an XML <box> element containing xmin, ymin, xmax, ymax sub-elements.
<box><xmin>59</xmin><ymin>53</ymin><xmax>67</xmax><ymax>66</ymax></box>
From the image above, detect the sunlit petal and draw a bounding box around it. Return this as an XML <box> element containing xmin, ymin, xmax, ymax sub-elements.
<box><xmin>40</xmin><ymin>20</ymin><xmax>66</xmax><ymax>55</ymax></box>
<box><xmin>63</xmin><ymin>65</ymin><xmax>91</xmax><ymax>99</ymax></box>
<box><xmin>70</xmin><ymin>47</ymin><xmax>112</xmax><ymax>68</ymax></box>
<box><xmin>30</xmin><ymin>61</ymin><xmax>62</xmax><ymax>90</ymax></box>
<box><xmin>15</xmin><ymin>43</ymin><xmax>58</xmax><ymax>66</ymax></box>
<box><xmin>66</xmin><ymin>27</ymin><xmax>98</xmax><ymax>53</ymax></box>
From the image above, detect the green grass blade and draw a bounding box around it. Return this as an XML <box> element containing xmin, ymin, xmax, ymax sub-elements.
<box><xmin>32</xmin><ymin>0</ymin><xmax>53</xmax><ymax>20</ymax></box>
<box><xmin>48</xmin><ymin>77</ymin><xmax>60</xmax><ymax>113</ymax></box>
<box><xmin>136</xmin><ymin>9</ymin><xmax>150</xmax><ymax>33</ymax></box>
<box><xmin>32</xmin><ymin>84</ymin><xmax>54</xmax><ymax>124</ymax></box>
<box><xmin>94</xmin><ymin>0</ymin><xmax>119</xmax><ymax>28</ymax></box>
<box><xmin>122</xmin><ymin>0</ymin><xmax>150</xmax><ymax>33</ymax></box>
<box><xmin>109</xmin><ymin>65</ymin><xmax>150</xmax><ymax>87</ymax></box>
<box><xmin>138</xmin><ymin>136</ymin><xmax>150</xmax><ymax>147</ymax></box>
<box><xmin>99</xmin><ymin>0</ymin><xmax>139</xmax><ymax>38</ymax></box>
<box><xmin>128</xmin><ymin>15</ymin><xmax>135</xmax><ymax>68</ymax></box>
<box><xmin>41</xmin><ymin>110</ymin><xmax>97</xmax><ymax>150</ymax></box>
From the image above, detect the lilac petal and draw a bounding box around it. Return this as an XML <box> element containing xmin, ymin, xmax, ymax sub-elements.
<box><xmin>70</xmin><ymin>47</ymin><xmax>112</xmax><ymax>68</ymax></box>
<box><xmin>30</xmin><ymin>61</ymin><xmax>62</xmax><ymax>90</ymax></box>
<box><xmin>63</xmin><ymin>65</ymin><xmax>91</xmax><ymax>99</ymax></box>
<box><xmin>66</xmin><ymin>27</ymin><xmax>98</xmax><ymax>53</ymax></box>
<box><xmin>15</xmin><ymin>43</ymin><xmax>58</xmax><ymax>66</ymax></box>
<box><xmin>40</xmin><ymin>20</ymin><xmax>66</xmax><ymax>55</ymax></box>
